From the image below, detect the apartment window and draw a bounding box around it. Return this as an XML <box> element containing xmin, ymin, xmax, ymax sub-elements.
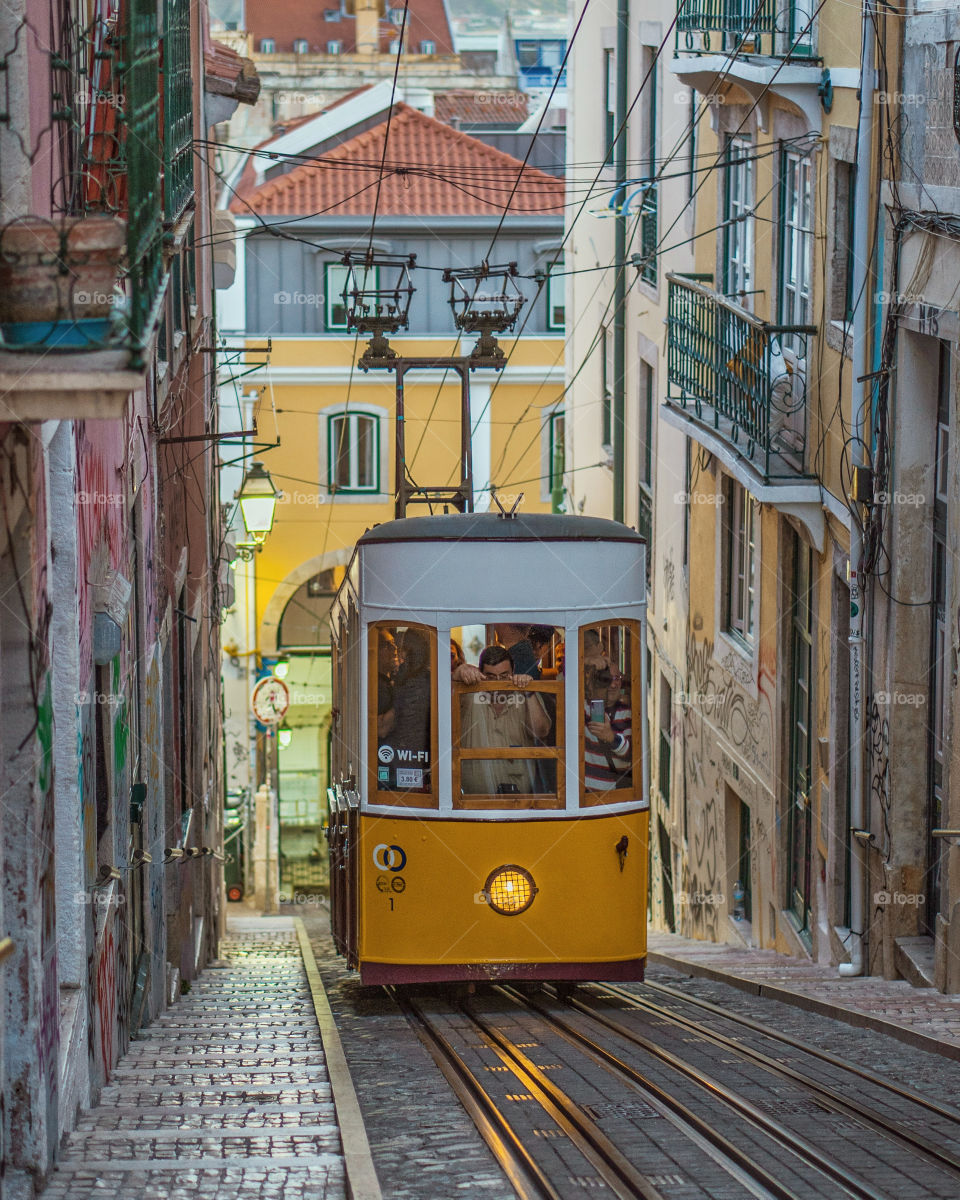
<box><xmin>420</xmin><ymin>40</ymin><xmax>435</xmax><ymax>55</ymax></box>
<box><xmin>601</xmin><ymin>325</ymin><xmax>613</xmax><ymax>449</ymax></box>
<box><xmin>517</xmin><ymin>40</ymin><xmax>540</xmax><ymax>67</ymax></box>
<box><xmin>639</xmin><ymin>361</ymin><xmax>654</xmax><ymax>489</ymax></box>
<box><xmin>779</xmin><ymin>149</ymin><xmax>814</xmax><ymax>352</ymax></box>
<box><xmin>259</xmin><ymin>38</ymin><xmax>275</xmax><ymax>53</ymax></box>
<box><xmin>604</xmin><ymin>48</ymin><xmax>616</xmax><ymax>160</ymax></box>
<box><xmin>658</xmin><ymin>674</ymin><xmax>672</xmax><ymax>807</ymax></box>
<box><xmin>723</xmin><ymin>136</ymin><xmax>754</xmax><ymax>308</ymax></box>
<box><xmin>639</xmin><ymin>46</ymin><xmax>658</xmax><ymax>286</ymax></box>
<box><xmin>546</xmin><ymin>259</ymin><xmax>565</xmax><ymax>330</ymax></box>
<box><xmin>389</xmin><ymin>39</ymin><xmax>401</xmax><ymax>54</ymax></box>
<box><xmin>832</xmin><ymin>160</ymin><xmax>856</xmax><ymax>324</ymax></box>
<box><xmin>328</xmin><ymin>412</ymin><xmax>379</xmax><ymax>493</ymax></box>
<box><xmin>548</xmin><ymin>409</ymin><xmax>565</xmax><ymax>507</ymax></box>
<box><xmin>327</xmin><ymin>41</ymin><xmax>342</xmax><ymax>54</ymax></box>
<box><xmin>389</xmin><ymin>7</ymin><xmax>405</xmax><ymax>25</ymax></box>
<box><xmin>293</xmin><ymin>39</ymin><xmax>309</xmax><ymax>54</ymax></box>
<box><xmin>324</xmin><ymin>8</ymin><xmax>340</xmax><ymax>20</ymax></box>
<box><xmin>324</xmin><ymin>262</ymin><xmax>378</xmax><ymax>331</ymax></box>
<box><xmin>724</xmin><ymin>479</ymin><xmax>758</xmax><ymax>644</ymax></box>
<box><xmin>788</xmin><ymin>0</ymin><xmax>815</xmax><ymax>54</ymax></box>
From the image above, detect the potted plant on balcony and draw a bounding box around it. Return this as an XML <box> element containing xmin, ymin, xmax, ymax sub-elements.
<box><xmin>0</xmin><ymin>214</ymin><xmax>127</xmax><ymax>349</ymax></box>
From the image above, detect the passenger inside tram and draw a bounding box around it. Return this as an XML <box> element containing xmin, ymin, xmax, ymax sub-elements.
<box><xmin>458</xmin><ymin>645</ymin><xmax>551</xmax><ymax>795</ymax></box>
<box><xmin>583</xmin><ymin>660</ymin><xmax>633</xmax><ymax>792</ymax></box>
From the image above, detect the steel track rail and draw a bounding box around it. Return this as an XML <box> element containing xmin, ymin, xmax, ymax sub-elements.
<box><xmin>390</xmin><ymin>989</ymin><xmax>561</xmax><ymax>1200</ymax></box>
<box><xmin>493</xmin><ymin>987</ymin><xmax>798</xmax><ymax>1200</ymax></box>
<box><xmin>642</xmin><ymin>979</ymin><xmax>960</xmax><ymax>1124</ymax></box>
<box><xmin>597</xmin><ymin>983</ymin><xmax>960</xmax><ymax>1178</ymax></box>
<box><xmin>506</xmin><ymin>987</ymin><xmax>891</xmax><ymax>1200</ymax></box>
<box><xmin>463</xmin><ymin>1005</ymin><xmax>670</xmax><ymax>1200</ymax></box>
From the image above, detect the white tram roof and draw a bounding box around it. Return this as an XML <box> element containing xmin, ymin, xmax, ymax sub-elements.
<box><xmin>342</xmin><ymin>513</ymin><xmax>646</xmax><ymax>627</ymax></box>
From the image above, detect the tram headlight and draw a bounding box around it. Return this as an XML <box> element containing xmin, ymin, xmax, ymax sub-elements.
<box><xmin>482</xmin><ymin>865</ymin><xmax>538</xmax><ymax>916</ymax></box>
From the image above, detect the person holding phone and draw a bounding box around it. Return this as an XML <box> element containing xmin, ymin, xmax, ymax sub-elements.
<box><xmin>583</xmin><ymin>665</ymin><xmax>633</xmax><ymax>792</ymax></box>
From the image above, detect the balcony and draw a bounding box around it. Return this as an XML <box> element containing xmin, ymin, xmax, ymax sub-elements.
<box><xmin>0</xmin><ymin>0</ymin><xmax>194</xmax><ymax>419</ymax></box>
<box><xmin>671</xmin><ymin>1</ymin><xmax>824</xmax><ymax>132</ymax></box>
<box><xmin>664</xmin><ymin>274</ymin><xmax>816</xmax><ymax>483</ymax></box>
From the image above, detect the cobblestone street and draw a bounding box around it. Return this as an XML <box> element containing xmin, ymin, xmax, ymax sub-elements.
<box><xmin>42</xmin><ymin>921</ymin><xmax>347</xmax><ymax>1200</ymax></box>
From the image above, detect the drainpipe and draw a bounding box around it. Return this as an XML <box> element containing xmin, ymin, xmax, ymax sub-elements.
<box><xmin>840</xmin><ymin>1</ymin><xmax>875</xmax><ymax>978</ymax></box>
<box><xmin>612</xmin><ymin>0</ymin><xmax>628</xmax><ymax>523</ymax></box>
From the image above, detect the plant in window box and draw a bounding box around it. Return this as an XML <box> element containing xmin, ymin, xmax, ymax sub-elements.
<box><xmin>0</xmin><ymin>214</ymin><xmax>127</xmax><ymax>348</ymax></box>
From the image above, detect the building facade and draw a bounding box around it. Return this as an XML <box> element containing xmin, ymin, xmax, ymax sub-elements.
<box><xmin>564</xmin><ymin>0</ymin><xmax>960</xmax><ymax>987</ymax></box>
<box><xmin>0</xmin><ymin>1</ymin><xmax>255</xmax><ymax>1192</ymax></box>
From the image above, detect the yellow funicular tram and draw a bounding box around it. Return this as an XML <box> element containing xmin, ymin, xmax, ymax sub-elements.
<box><xmin>327</xmin><ymin>510</ymin><xmax>649</xmax><ymax>984</ymax></box>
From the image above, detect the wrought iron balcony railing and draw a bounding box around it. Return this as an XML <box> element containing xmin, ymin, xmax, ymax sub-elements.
<box><xmin>676</xmin><ymin>0</ymin><xmax>815</xmax><ymax>59</ymax></box>
<box><xmin>0</xmin><ymin>0</ymin><xmax>195</xmax><ymax>372</ymax></box>
<box><xmin>666</xmin><ymin>274</ymin><xmax>816</xmax><ymax>480</ymax></box>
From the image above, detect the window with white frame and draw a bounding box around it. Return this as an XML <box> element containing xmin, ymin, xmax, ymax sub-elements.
<box><xmin>724</xmin><ymin>479</ymin><xmax>758</xmax><ymax>644</ymax></box>
<box><xmin>259</xmin><ymin>38</ymin><xmax>275</xmax><ymax>53</ymax></box>
<box><xmin>293</xmin><ymin>39</ymin><xmax>309</xmax><ymax>54</ymax></box>
<box><xmin>327</xmin><ymin>41</ymin><xmax>342</xmax><ymax>54</ymax></box>
<box><xmin>324</xmin><ymin>262</ymin><xmax>378</xmax><ymax>331</ymax></box>
<box><xmin>723</xmin><ymin>135</ymin><xmax>754</xmax><ymax>309</ymax></box>
<box><xmin>548</xmin><ymin>409</ymin><xmax>565</xmax><ymax>497</ymax></box>
<box><xmin>328</xmin><ymin>412</ymin><xmax>380</xmax><ymax>493</ymax></box>
<box><xmin>324</xmin><ymin>8</ymin><xmax>340</xmax><ymax>19</ymax></box>
<box><xmin>603</xmin><ymin>49</ymin><xmax>616</xmax><ymax>159</ymax></box>
<box><xmin>546</xmin><ymin>258</ymin><xmax>564</xmax><ymax>330</ymax></box>
<box><xmin>388</xmin><ymin>7</ymin><xmax>405</xmax><ymax>24</ymax></box>
<box><xmin>779</xmin><ymin>149</ymin><xmax>814</xmax><ymax>353</ymax></box>
<box><xmin>420</xmin><ymin>40</ymin><xmax>435</xmax><ymax>55</ymax></box>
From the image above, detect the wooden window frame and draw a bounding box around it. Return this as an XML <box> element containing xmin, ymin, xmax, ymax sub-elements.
<box><xmin>451</xmin><ymin>679</ymin><xmax>564</xmax><ymax>811</ymax></box>
<box><xmin>367</xmin><ymin>622</ymin><xmax>439</xmax><ymax>809</ymax></box>
<box><xmin>579</xmin><ymin>620</ymin><xmax>644</xmax><ymax>808</ymax></box>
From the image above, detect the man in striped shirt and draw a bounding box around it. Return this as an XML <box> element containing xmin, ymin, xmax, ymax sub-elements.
<box><xmin>584</xmin><ymin>665</ymin><xmax>633</xmax><ymax>792</ymax></box>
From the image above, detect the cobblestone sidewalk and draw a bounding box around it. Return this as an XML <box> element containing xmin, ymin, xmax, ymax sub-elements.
<box><xmin>42</xmin><ymin>918</ymin><xmax>347</xmax><ymax>1199</ymax></box>
<box><xmin>648</xmin><ymin>931</ymin><xmax>960</xmax><ymax>1056</ymax></box>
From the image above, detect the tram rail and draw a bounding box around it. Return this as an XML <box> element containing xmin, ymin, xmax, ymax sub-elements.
<box><xmin>588</xmin><ymin>982</ymin><xmax>960</xmax><ymax>1177</ymax></box>
<box><xmin>641</xmin><ymin>978</ymin><xmax>960</xmax><ymax>1123</ymax></box>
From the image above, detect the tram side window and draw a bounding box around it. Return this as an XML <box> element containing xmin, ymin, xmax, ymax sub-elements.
<box><xmin>452</xmin><ymin>625</ymin><xmax>565</xmax><ymax>809</ymax></box>
<box><xmin>581</xmin><ymin>622</ymin><xmax>641</xmax><ymax>805</ymax></box>
<box><xmin>371</xmin><ymin>623</ymin><xmax>437</xmax><ymax>806</ymax></box>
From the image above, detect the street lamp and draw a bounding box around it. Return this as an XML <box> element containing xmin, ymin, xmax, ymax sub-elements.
<box><xmin>237</xmin><ymin>460</ymin><xmax>279</xmax><ymax>546</ymax></box>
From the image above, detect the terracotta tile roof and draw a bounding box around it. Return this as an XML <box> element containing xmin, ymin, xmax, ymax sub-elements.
<box><xmin>434</xmin><ymin>90</ymin><xmax>529</xmax><ymax>128</ymax></box>
<box><xmin>204</xmin><ymin>40</ymin><xmax>260</xmax><ymax>106</ymax></box>
<box><xmin>248</xmin><ymin>0</ymin><xmax>454</xmax><ymax>56</ymax></box>
<box><xmin>230</xmin><ymin>103</ymin><xmax>565</xmax><ymax>218</ymax></box>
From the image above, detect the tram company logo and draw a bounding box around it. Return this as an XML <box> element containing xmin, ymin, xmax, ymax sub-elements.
<box><xmin>378</xmin><ymin>744</ymin><xmax>395</xmax><ymax>763</ymax></box>
<box><xmin>373</xmin><ymin>843</ymin><xmax>407</xmax><ymax>872</ymax></box>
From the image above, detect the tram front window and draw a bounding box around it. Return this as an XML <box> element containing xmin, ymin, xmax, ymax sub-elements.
<box><xmin>452</xmin><ymin>627</ymin><xmax>564</xmax><ymax>809</ymax></box>
<box><xmin>581</xmin><ymin>622</ymin><xmax>641</xmax><ymax>805</ymax></box>
<box><xmin>372</xmin><ymin>623</ymin><xmax>436</xmax><ymax>803</ymax></box>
